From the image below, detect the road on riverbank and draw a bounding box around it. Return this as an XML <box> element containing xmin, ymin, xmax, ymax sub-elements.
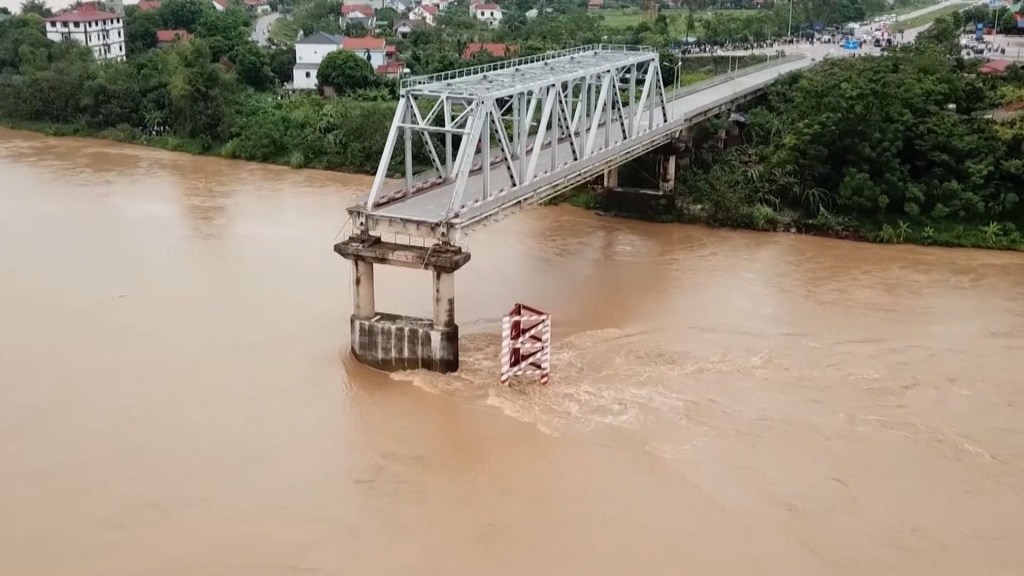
<box><xmin>251</xmin><ymin>11</ymin><xmax>281</xmax><ymax>46</ymax></box>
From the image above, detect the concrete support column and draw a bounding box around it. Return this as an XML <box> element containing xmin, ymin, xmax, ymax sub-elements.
<box><xmin>716</xmin><ymin>127</ymin><xmax>727</xmax><ymax>149</ymax></box>
<box><xmin>433</xmin><ymin>271</ymin><xmax>455</xmax><ymax>329</ymax></box>
<box><xmin>352</xmin><ymin>260</ymin><xmax>375</xmax><ymax>320</ymax></box>
<box><xmin>337</xmin><ymin>234</ymin><xmax>469</xmax><ymax>375</ymax></box>
<box><xmin>660</xmin><ymin>154</ymin><xmax>677</xmax><ymax>194</ymax></box>
<box><xmin>603</xmin><ymin>166</ymin><xmax>619</xmax><ymax>187</ymax></box>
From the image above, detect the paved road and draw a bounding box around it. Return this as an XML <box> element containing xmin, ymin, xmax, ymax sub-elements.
<box><xmin>251</xmin><ymin>11</ymin><xmax>281</xmax><ymax>46</ymax></box>
<box><xmin>711</xmin><ymin>0</ymin><xmax>967</xmax><ymax>59</ymax></box>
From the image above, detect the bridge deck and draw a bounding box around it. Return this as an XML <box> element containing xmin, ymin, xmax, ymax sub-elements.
<box><xmin>366</xmin><ymin>54</ymin><xmax>814</xmax><ymax>229</ymax></box>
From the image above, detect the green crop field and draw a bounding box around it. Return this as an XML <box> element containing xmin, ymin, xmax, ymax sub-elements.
<box><xmin>597</xmin><ymin>8</ymin><xmax>758</xmax><ymax>33</ymax></box>
<box><xmin>897</xmin><ymin>2</ymin><xmax>970</xmax><ymax>29</ymax></box>
<box><xmin>269</xmin><ymin>17</ymin><xmax>301</xmax><ymax>46</ymax></box>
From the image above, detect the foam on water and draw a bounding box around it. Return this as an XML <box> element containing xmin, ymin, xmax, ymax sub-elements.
<box><xmin>391</xmin><ymin>325</ymin><xmax>771</xmax><ymax>439</ymax></box>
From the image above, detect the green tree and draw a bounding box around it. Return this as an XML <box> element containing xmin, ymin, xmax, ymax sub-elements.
<box><xmin>316</xmin><ymin>49</ymin><xmax>374</xmax><ymax>95</ymax></box>
<box><xmin>0</xmin><ymin>14</ymin><xmax>51</xmax><ymax>72</ymax></box>
<box><xmin>165</xmin><ymin>39</ymin><xmax>238</xmax><ymax>142</ymax></box>
<box><xmin>293</xmin><ymin>0</ymin><xmax>343</xmax><ymax>36</ymax></box>
<box><xmin>344</xmin><ymin>21</ymin><xmax>368</xmax><ymax>37</ymax></box>
<box><xmin>195</xmin><ymin>7</ymin><xmax>252</xmax><ymax>60</ymax></box>
<box><xmin>161</xmin><ymin>0</ymin><xmax>215</xmax><ymax>32</ymax></box>
<box><xmin>268</xmin><ymin>45</ymin><xmax>296</xmax><ymax>85</ymax></box>
<box><xmin>229</xmin><ymin>42</ymin><xmax>274</xmax><ymax>91</ymax></box>
<box><xmin>19</xmin><ymin>0</ymin><xmax>52</xmax><ymax>17</ymax></box>
<box><xmin>124</xmin><ymin>9</ymin><xmax>160</xmax><ymax>56</ymax></box>
<box><xmin>376</xmin><ymin>7</ymin><xmax>398</xmax><ymax>26</ymax></box>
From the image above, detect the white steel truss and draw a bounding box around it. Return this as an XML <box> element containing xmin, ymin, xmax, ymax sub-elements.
<box><xmin>363</xmin><ymin>45</ymin><xmax>670</xmax><ymax>224</ymax></box>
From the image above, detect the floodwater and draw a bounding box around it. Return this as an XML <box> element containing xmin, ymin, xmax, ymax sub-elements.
<box><xmin>1</xmin><ymin>127</ymin><xmax>1023</xmax><ymax>575</ymax></box>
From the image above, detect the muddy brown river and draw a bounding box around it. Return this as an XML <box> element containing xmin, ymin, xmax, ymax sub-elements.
<box><xmin>1</xmin><ymin>127</ymin><xmax>1023</xmax><ymax>575</ymax></box>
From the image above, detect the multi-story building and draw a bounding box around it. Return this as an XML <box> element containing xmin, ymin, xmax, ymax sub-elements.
<box><xmin>292</xmin><ymin>32</ymin><xmax>346</xmax><ymax>90</ymax></box>
<box><xmin>44</xmin><ymin>5</ymin><xmax>126</xmax><ymax>62</ymax></box>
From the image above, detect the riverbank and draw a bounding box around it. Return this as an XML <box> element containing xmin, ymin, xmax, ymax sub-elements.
<box><xmin>10</xmin><ymin>113</ymin><xmax>1021</xmax><ymax>252</ymax></box>
<box><xmin>0</xmin><ymin>118</ymin><xmax>227</xmax><ymax>159</ymax></box>
<box><xmin>555</xmin><ymin>186</ymin><xmax>1024</xmax><ymax>251</ymax></box>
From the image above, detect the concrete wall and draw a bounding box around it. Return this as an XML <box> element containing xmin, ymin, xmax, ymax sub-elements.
<box><xmin>292</xmin><ymin>66</ymin><xmax>320</xmax><ymax>89</ymax></box>
<box><xmin>351</xmin><ymin>314</ymin><xmax>459</xmax><ymax>373</ymax></box>
<box><xmin>296</xmin><ymin>43</ymin><xmax>337</xmax><ymax>64</ymax></box>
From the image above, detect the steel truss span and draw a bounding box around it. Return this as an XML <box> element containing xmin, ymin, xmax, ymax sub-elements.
<box><xmin>363</xmin><ymin>45</ymin><xmax>670</xmax><ymax>231</ymax></box>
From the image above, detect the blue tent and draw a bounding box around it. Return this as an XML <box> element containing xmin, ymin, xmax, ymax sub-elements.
<box><xmin>842</xmin><ymin>38</ymin><xmax>860</xmax><ymax>51</ymax></box>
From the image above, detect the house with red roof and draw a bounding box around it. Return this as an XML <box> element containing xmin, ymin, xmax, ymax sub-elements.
<box><xmin>409</xmin><ymin>4</ymin><xmax>438</xmax><ymax>25</ymax></box>
<box><xmin>340</xmin><ymin>4</ymin><xmax>376</xmax><ymax>28</ymax></box>
<box><xmin>376</xmin><ymin>60</ymin><xmax>408</xmax><ymax>78</ymax></box>
<box><xmin>470</xmin><ymin>2</ymin><xmax>502</xmax><ymax>27</ymax></box>
<box><xmin>341</xmin><ymin>36</ymin><xmax>394</xmax><ymax>70</ymax></box>
<box><xmin>463</xmin><ymin>42</ymin><xmax>516</xmax><ymax>59</ymax></box>
<box><xmin>979</xmin><ymin>59</ymin><xmax>1013</xmax><ymax>76</ymax></box>
<box><xmin>156</xmin><ymin>29</ymin><xmax>191</xmax><ymax>47</ymax></box>
<box><xmin>136</xmin><ymin>0</ymin><xmax>162</xmax><ymax>12</ymax></box>
<box><xmin>211</xmin><ymin>0</ymin><xmax>230</xmax><ymax>11</ymax></box>
<box><xmin>44</xmin><ymin>4</ymin><xmax>126</xmax><ymax>61</ymax></box>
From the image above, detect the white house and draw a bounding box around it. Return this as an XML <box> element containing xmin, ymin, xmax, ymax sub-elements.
<box><xmin>340</xmin><ymin>4</ymin><xmax>376</xmax><ymax>28</ymax></box>
<box><xmin>291</xmin><ymin>33</ymin><xmax>400</xmax><ymax>90</ymax></box>
<box><xmin>211</xmin><ymin>0</ymin><xmax>230</xmax><ymax>11</ymax></box>
<box><xmin>393</xmin><ymin>18</ymin><xmax>430</xmax><ymax>39</ymax></box>
<box><xmin>409</xmin><ymin>4</ymin><xmax>438</xmax><ymax>25</ymax></box>
<box><xmin>420</xmin><ymin>0</ymin><xmax>452</xmax><ymax>9</ymax></box>
<box><xmin>470</xmin><ymin>2</ymin><xmax>502</xmax><ymax>27</ymax></box>
<box><xmin>292</xmin><ymin>32</ymin><xmax>344</xmax><ymax>90</ymax></box>
<box><xmin>44</xmin><ymin>5</ymin><xmax>126</xmax><ymax>62</ymax></box>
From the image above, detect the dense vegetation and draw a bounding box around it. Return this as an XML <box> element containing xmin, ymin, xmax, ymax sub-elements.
<box><xmin>0</xmin><ymin>0</ymin><xmax>804</xmax><ymax>173</ymax></box>
<box><xmin>581</xmin><ymin>15</ymin><xmax>1024</xmax><ymax>249</ymax></box>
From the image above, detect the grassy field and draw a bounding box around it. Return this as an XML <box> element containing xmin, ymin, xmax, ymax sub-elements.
<box><xmin>269</xmin><ymin>17</ymin><xmax>300</xmax><ymax>46</ymax></box>
<box><xmin>598</xmin><ymin>8</ymin><xmax>758</xmax><ymax>33</ymax></box>
<box><xmin>897</xmin><ymin>2</ymin><xmax>970</xmax><ymax>29</ymax></box>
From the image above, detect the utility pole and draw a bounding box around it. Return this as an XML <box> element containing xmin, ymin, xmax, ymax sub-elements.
<box><xmin>788</xmin><ymin>0</ymin><xmax>795</xmax><ymax>39</ymax></box>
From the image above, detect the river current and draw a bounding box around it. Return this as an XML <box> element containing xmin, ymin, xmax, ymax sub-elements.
<box><xmin>1</xmin><ymin>128</ymin><xmax>1023</xmax><ymax>575</ymax></box>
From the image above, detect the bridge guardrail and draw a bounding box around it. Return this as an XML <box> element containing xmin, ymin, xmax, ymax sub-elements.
<box><xmin>665</xmin><ymin>53</ymin><xmax>805</xmax><ymax>103</ymax></box>
<box><xmin>402</xmin><ymin>44</ymin><xmax>656</xmax><ymax>90</ymax></box>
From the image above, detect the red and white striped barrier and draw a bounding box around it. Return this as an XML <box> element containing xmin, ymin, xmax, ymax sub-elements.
<box><xmin>500</xmin><ymin>303</ymin><xmax>551</xmax><ymax>386</ymax></box>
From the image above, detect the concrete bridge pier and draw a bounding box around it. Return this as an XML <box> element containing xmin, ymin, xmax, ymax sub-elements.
<box><xmin>659</xmin><ymin>154</ymin><xmax>677</xmax><ymax>193</ymax></box>
<box><xmin>335</xmin><ymin>233</ymin><xmax>471</xmax><ymax>374</ymax></box>
<box><xmin>603</xmin><ymin>167</ymin><xmax>619</xmax><ymax>188</ymax></box>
